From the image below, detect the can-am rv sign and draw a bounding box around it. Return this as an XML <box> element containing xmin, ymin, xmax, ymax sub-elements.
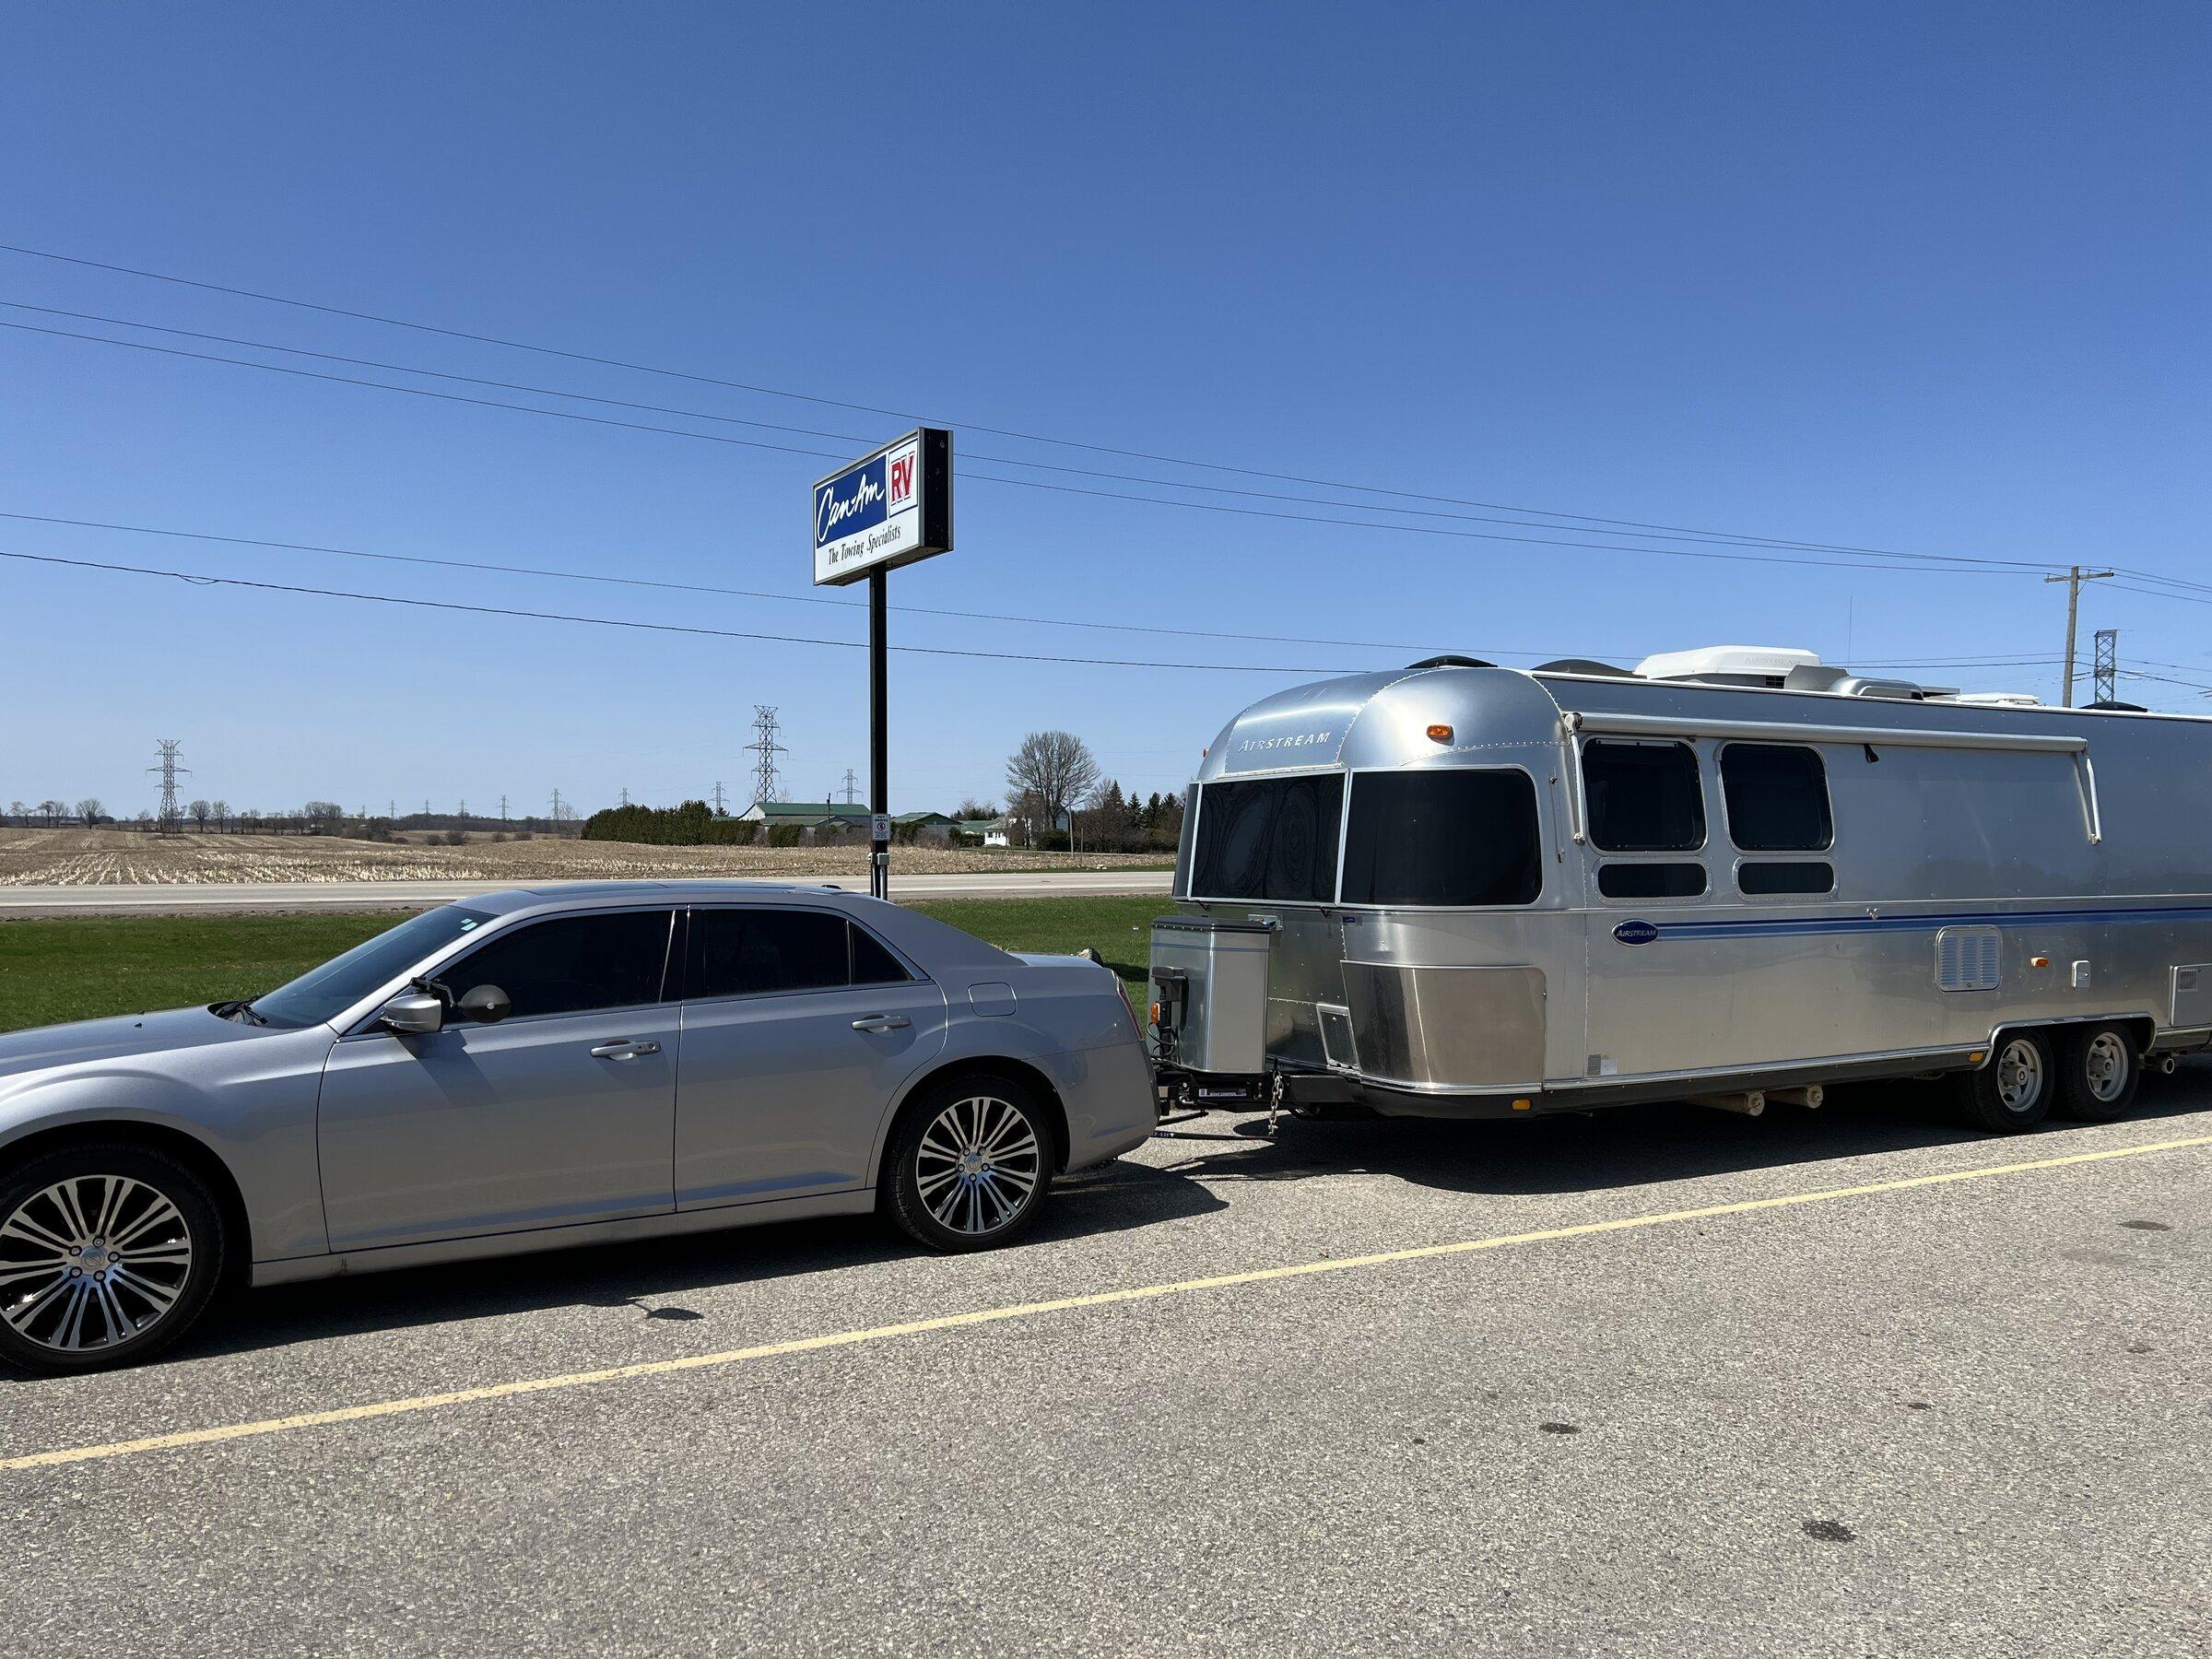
<box><xmin>812</xmin><ymin>428</ymin><xmax>954</xmax><ymax>587</ymax></box>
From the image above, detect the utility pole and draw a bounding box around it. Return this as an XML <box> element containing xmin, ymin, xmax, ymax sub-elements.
<box><xmin>2092</xmin><ymin>629</ymin><xmax>2118</xmax><ymax>706</ymax></box>
<box><xmin>147</xmin><ymin>739</ymin><xmax>188</xmax><ymax>834</ymax></box>
<box><xmin>2044</xmin><ymin>566</ymin><xmax>2114</xmax><ymax>708</ymax></box>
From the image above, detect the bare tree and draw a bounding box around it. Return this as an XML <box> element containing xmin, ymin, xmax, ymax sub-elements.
<box><xmin>74</xmin><ymin>797</ymin><xmax>105</xmax><ymax>826</ymax></box>
<box><xmin>953</xmin><ymin>797</ymin><xmax>999</xmax><ymax>821</ymax></box>
<box><xmin>187</xmin><ymin>799</ymin><xmax>213</xmax><ymax>832</ymax></box>
<box><xmin>39</xmin><ymin>799</ymin><xmax>65</xmax><ymax>827</ymax></box>
<box><xmin>6</xmin><ymin>800</ymin><xmax>25</xmax><ymax>827</ymax></box>
<box><xmin>210</xmin><ymin>800</ymin><xmax>230</xmax><ymax>833</ymax></box>
<box><xmin>1004</xmin><ymin>732</ymin><xmax>1100</xmax><ymax>844</ymax></box>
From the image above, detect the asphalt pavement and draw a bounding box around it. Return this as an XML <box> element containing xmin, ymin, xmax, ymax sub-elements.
<box><xmin>2</xmin><ymin>1074</ymin><xmax>2206</xmax><ymax>1656</ymax></box>
<box><xmin>0</xmin><ymin>868</ymin><xmax>1175</xmax><ymax>916</ymax></box>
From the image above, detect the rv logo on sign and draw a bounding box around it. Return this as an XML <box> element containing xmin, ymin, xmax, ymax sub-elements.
<box><xmin>812</xmin><ymin>429</ymin><xmax>953</xmax><ymax>587</ymax></box>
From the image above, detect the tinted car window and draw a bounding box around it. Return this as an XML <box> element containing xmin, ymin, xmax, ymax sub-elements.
<box><xmin>688</xmin><ymin>908</ymin><xmax>885</xmax><ymax>998</ymax></box>
<box><xmin>434</xmin><ymin>910</ymin><xmax>673</xmax><ymax>1019</ymax></box>
<box><xmin>1188</xmin><ymin>775</ymin><xmax>1342</xmax><ymax>903</ymax></box>
<box><xmin>1721</xmin><ymin>744</ymin><xmax>1833</xmax><ymax>852</ymax></box>
<box><xmin>1583</xmin><ymin>740</ymin><xmax>1705</xmax><ymax>853</ymax></box>
<box><xmin>1341</xmin><ymin>770</ymin><xmax>1541</xmax><ymax>907</ymax></box>
<box><xmin>850</xmin><ymin>924</ymin><xmax>913</xmax><ymax>986</ymax></box>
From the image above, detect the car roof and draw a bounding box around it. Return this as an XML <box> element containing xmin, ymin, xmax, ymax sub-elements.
<box><xmin>467</xmin><ymin>879</ymin><xmax>859</xmax><ymax>917</ymax></box>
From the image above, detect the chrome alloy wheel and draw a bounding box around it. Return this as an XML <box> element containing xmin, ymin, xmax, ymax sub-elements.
<box><xmin>2083</xmin><ymin>1031</ymin><xmax>2130</xmax><ymax>1103</ymax></box>
<box><xmin>1995</xmin><ymin>1037</ymin><xmax>2046</xmax><ymax>1112</ymax></box>
<box><xmin>913</xmin><ymin>1095</ymin><xmax>1041</xmax><ymax>1238</ymax></box>
<box><xmin>0</xmin><ymin>1175</ymin><xmax>194</xmax><ymax>1355</ymax></box>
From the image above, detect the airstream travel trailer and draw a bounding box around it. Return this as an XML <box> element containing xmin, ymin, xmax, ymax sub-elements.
<box><xmin>1149</xmin><ymin>648</ymin><xmax>2212</xmax><ymax>1132</ymax></box>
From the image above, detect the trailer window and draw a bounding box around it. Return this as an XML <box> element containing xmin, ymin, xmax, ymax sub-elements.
<box><xmin>1171</xmin><ymin>792</ymin><xmax>1198</xmax><ymax>899</ymax></box>
<box><xmin>1341</xmin><ymin>771</ymin><xmax>1541</xmax><ymax>907</ymax></box>
<box><xmin>1721</xmin><ymin>744</ymin><xmax>1832</xmax><ymax>852</ymax></box>
<box><xmin>1582</xmin><ymin>740</ymin><xmax>1704</xmax><ymax>852</ymax></box>
<box><xmin>1737</xmin><ymin>860</ymin><xmax>1835</xmax><ymax>896</ymax></box>
<box><xmin>1187</xmin><ymin>774</ymin><xmax>1343</xmax><ymax>903</ymax></box>
<box><xmin>1597</xmin><ymin>862</ymin><xmax>1706</xmax><ymax>899</ymax></box>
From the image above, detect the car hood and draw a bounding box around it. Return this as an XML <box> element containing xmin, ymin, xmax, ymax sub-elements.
<box><xmin>0</xmin><ymin>1005</ymin><xmax>281</xmax><ymax>1082</ymax></box>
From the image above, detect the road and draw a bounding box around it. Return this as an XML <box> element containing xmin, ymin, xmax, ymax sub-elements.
<box><xmin>0</xmin><ymin>868</ymin><xmax>1175</xmax><ymax>916</ymax></box>
<box><xmin>2</xmin><ymin>1074</ymin><xmax>2206</xmax><ymax>1654</ymax></box>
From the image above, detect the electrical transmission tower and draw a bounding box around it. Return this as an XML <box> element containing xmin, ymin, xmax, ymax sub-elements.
<box><xmin>2092</xmin><ymin>629</ymin><xmax>2118</xmax><ymax>705</ymax></box>
<box><xmin>619</xmin><ymin>786</ymin><xmax>630</xmax><ymax>808</ymax></box>
<box><xmin>841</xmin><ymin>768</ymin><xmax>858</xmax><ymax>806</ymax></box>
<box><xmin>147</xmin><ymin>739</ymin><xmax>189</xmax><ymax>833</ymax></box>
<box><xmin>748</xmin><ymin>706</ymin><xmax>786</xmax><ymax>808</ymax></box>
<box><xmin>499</xmin><ymin>794</ymin><xmax>509</xmax><ymax>821</ymax></box>
<box><xmin>711</xmin><ymin>781</ymin><xmax>727</xmax><ymax>816</ymax></box>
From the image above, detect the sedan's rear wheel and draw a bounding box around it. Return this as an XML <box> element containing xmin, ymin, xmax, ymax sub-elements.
<box><xmin>884</xmin><ymin>1077</ymin><xmax>1053</xmax><ymax>1253</ymax></box>
<box><xmin>0</xmin><ymin>1145</ymin><xmax>225</xmax><ymax>1374</ymax></box>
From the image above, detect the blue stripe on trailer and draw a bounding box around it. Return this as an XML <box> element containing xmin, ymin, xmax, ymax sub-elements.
<box><xmin>1646</xmin><ymin>902</ymin><xmax>2212</xmax><ymax>942</ymax></box>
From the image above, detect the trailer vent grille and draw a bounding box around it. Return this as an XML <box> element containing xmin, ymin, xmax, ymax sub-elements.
<box><xmin>1935</xmin><ymin>926</ymin><xmax>2002</xmax><ymax>993</ymax></box>
<box><xmin>1317</xmin><ymin>1004</ymin><xmax>1359</xmax><ymax>1071</ymax></box>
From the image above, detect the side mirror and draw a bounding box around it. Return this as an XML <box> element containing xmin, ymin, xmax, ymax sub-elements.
<box><xmin>377</xmin><ymin>990</ymin><xmax>445</xmax><ymax>1036</ymax></box>
<box><xmin>456</xmin><ymin>984</ymin><xmax>512</xmax><ymax>1025</ymax></box>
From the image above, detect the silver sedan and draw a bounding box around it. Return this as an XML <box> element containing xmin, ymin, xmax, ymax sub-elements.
<box><xmin>0</xmin><ymin>882</ymin><xmax>1157</xmax><ymax>1373</ymax></box>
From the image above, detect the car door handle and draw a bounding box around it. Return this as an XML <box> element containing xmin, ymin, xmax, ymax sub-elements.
<box><xmin>851</xmin><ymin>1014</ymin><xmax>911</xmax><ymax>1032</ymax></box>
<box><xmin>590</xmin><ymin>1040</ymin><xmax>661</xmax><ymax>1060</ymax></box>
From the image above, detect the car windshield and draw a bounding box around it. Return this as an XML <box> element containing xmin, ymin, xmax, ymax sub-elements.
<box><xmin>247</xmin><ymin>906</ymin><xmax>497</xmax><ymax>1030</ymax></box>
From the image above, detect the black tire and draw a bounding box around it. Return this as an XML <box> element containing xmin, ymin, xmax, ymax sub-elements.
<box><xmin>2055</xmin><ymin>1024</ymin><xmax>2142</xmax><ymax>1123</ymax></box>
<box><xmin>882</xmin><ymin>1074</ymin><xmax>1054</xmax><ymax>1253</ymax></box>
<box><xmin>0</xmin><ymin>1143</ymin><xmax>227</xmax><ymax>1374</ymax></box>
<box><xmin>1952</xmin><ymin>1030</ymin><xmax>2056</xmax><ymax>1134</ymax></box>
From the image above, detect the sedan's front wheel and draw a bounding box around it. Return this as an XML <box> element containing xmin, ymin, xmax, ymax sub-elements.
<box><xmin>883</xmin><ymin>1076</ymin><xmax>1053</xmax><ymax>1252</ymax></box>
<box><xmin>0</xmin><ymin>1144</ymin><xmax>226</xmax><ymax>1374</ymax></box>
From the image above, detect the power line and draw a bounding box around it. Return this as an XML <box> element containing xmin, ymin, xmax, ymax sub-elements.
<box><xmin>0</xmin><ymin>508</ymin><xmax>1493</xmax><ymax>655</ymax></box>
<box><xmin>0</xmin><ymin>316</ymin><xmax>2039</xmax><ymax>580</ymax></box>
<box><xmin>0</xmin><ymin>240</ymin><xmax>2044</xmax><ymax>559</ymax></box>
<box><xmin>0</xmin><ymin>547</ymin><xmax>1360</xmax><ymax>674</ymax></box>
<box><xmin>0</xmin><ymin>298</ymin><xmax>2070</xmax><ymax>573</ymax></box>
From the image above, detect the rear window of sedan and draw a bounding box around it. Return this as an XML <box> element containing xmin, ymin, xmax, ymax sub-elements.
<box><xmin>685</xmin><ymin>909</ymin><xmax>914</xmax><ymax>998</ymax></box>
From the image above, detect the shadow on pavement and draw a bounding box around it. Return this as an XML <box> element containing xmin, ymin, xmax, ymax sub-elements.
<box><xmin>1147</xmin><ymin>1067</ymin><xmax>2212</xmax><ymax>1198</ymax></box>
<box><xmin>139</xmin><ymin>1156</ymin><xmax>1225</xmax><ymax>1368</ymax></box>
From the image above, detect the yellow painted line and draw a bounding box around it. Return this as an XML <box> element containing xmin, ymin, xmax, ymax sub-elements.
<box><xmin>6</xmin><ymin>1130</ymin><xmax>2209</xmax><ymax>1474</ymax></box>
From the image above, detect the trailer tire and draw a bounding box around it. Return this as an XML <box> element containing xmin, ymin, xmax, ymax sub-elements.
<box><xmin>1953</xmin><ymin>1030</ymin><xmax>2055</xmax><ymax>1134</ymax></box>
<box><xmin>2054</xmin><ymin>1024</ymin><xmax>2140</xmax><ymax>1123</ymax></box>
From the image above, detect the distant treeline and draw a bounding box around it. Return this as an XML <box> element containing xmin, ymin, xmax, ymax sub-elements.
<box><xmin>581</xmin><ymin>801</ymin><xmax>754</xmax><ymax>846</ymax></box>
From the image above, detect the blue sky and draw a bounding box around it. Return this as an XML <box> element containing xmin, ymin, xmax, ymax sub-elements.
<box><xmin>3</xmin><ymin>3</ymin><xmax>2206</xmax><ymax>820</ymax></box>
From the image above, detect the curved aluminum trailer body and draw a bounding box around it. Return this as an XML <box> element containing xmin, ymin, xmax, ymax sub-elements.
<box><xmin>1164</xmin><ymin>660</ymin><xmax>2212</xmax><ymax>1117</ymax></box>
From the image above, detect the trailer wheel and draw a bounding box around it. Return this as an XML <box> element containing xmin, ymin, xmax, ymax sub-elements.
<box><xmin>2054</xmin><ymin>1024</ymin><xmax>2140</xmax><ymax>1123</ymax></box>
<box><xmin>1953</xmin><ymin>1030</ymin><xmax>2054</xmax><ymax>1134</ymax></box>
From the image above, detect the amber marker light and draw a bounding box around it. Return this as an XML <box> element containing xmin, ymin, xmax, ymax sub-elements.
<box><xmin>1512</xmin><ymin>1098</ymin><xmax>1533</xmax><ymax>1111</ymax></box>
<box><xmin>1427</xmin><ymin>724</ymin><xmax>1453</xmax><ymax>743</ymax></box>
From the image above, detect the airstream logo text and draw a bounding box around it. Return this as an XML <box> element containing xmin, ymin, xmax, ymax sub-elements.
<box><xmin>1238</xmin><ymin>730</ymin><xmax>1335</xmax><ymax>753</ymax></box>
<box><xmin>1613</xmin><ymin>920</ymin><xmax>1660</xmax><ymax>947</ymax></box>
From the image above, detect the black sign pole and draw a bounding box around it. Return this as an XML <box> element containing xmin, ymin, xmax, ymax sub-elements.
<box><xmin>869</xmin><ymin>567</ymin><xmax>889</xmax><ymax>901</ymax></box>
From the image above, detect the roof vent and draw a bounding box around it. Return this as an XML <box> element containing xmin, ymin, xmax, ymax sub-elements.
<box><xmin>2086</xmin><ymin>698</ymin><xmax>2148</xmax><ymax>712</ymax></box>
<box><xmin>1633</xmin><ymin>645</ymin><xmax>1821</xmax><ymax>687</ymax></box>
<box><xmin>1941</xmin><ymin>690</ymin><xmax>2045</xmax><ymax>708</ymax></box>
<box><xmin>1404</xmin><ymin>654</ymin><xmax>1496</xmax><ymax>671</ymax></box>
<box><xmin>1535</xmin><ymin>658</ymin><xmax>1635</xmax><ymax>677</ymax></box>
